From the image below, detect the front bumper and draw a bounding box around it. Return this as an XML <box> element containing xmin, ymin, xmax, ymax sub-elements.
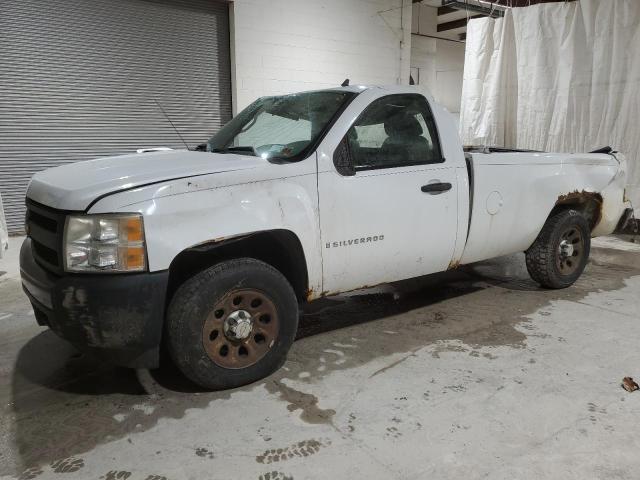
<box><xmin>20</xmin><ymin>238</ymin><xmax>169</xmax><ymax>368</ymax></box>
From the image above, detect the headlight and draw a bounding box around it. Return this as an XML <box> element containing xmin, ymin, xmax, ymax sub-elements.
<box><xmin>64</xmin><ymin>214</ymin><xmax>146</xmax><ymax>272</ymax></box>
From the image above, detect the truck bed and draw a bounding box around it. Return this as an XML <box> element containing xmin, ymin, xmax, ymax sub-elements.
<box><xmin>459</xmin><ymin>150</ymin><xmax>625</xmax><ymax>266</ymax></box>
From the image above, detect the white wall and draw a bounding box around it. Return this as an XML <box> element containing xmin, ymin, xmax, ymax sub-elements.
<box><xmin>434</xmin><ymin>39</ymin><xmax>465</xmax><ymax>123</ymax></box>
<box><xmin>410</xmin><ymin>3</ymin><xmax>465</xmax><ymax>123</ymax></box>
<box><xmin>231</xmin><ymin>0</ymin><xmax>412</xmax><ymax>113</ymax></box>
<box><xmin>410</xmin><ymin>3</ymin><xmax>437</xmax><ymax>95</ymax></box>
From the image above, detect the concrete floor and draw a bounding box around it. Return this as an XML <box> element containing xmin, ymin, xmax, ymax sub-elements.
<box><xmin>1</xmin><ymin>235</ymin><xmax>640</xmax><ymax>480</ymax></box>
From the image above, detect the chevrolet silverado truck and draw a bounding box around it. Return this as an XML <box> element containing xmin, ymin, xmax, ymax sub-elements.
<box><xmin>20</xmin><ymin>85</ymin><xmax>633</xmax><ymax>390</ymax></box>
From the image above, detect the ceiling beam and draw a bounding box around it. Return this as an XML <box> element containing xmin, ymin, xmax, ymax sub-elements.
<box><xmin>488</xmin><ymin>0</ymin><xmax>575</xmax><ymax>6</ymax></box>
<box><xmin>441</xmin><ymin>0</ymin><xmax>504</xmax><ymax>18</ymax></box>
<box><xmin>437</xmin><ymin>14</ymin><xmax>484</xmax><ymax>32</ymax></box>
<box><xmin>437</xmin><ymin>6</ymin><xmax>457</xmax><ymax>15</ymax></box>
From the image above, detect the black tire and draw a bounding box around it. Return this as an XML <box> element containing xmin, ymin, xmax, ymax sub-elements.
<box><xmin>525</xmin><ymin>209</ymin><xmax>591</xmax><ymax>289</ymax></box>
<box><xmin>166</xmin><ymin>258</ymin><xmax>298</xmax><ymax>390</ymax></box>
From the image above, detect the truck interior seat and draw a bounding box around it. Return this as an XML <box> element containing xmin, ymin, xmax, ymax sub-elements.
<box><xmin>381</xmin><ymin>113</ymin><xmax>431</xmax><ymax>164</ymax></box>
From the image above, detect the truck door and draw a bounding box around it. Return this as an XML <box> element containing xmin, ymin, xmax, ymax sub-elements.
<box><xmin>318</xmin><ymin>94</ymin><xmax>458</xmax><ymax>294</ymax></box>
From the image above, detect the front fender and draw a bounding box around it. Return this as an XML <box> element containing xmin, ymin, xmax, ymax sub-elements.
<box><xmin>87</xmin><ymin>162</ymin><xmax>323</xmax><ymax>294</ymax></box>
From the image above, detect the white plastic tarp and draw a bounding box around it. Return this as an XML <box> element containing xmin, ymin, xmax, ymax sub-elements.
<box><xmin>460</xmin><ymin>0</ymin><xmax>640</xmax><ymax>212</ymax></box>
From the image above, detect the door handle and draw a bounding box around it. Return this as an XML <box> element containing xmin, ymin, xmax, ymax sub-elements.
<box><xmin>421</xmin><ymin>182</ymin><xmax>452</xmax><ymax>194</ymax></box>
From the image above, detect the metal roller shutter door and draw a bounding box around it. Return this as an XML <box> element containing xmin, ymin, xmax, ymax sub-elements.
<box><xmin>0</xmin><ymin>0</ymin><xmax>232</xmax><ymax>233</ymax></box>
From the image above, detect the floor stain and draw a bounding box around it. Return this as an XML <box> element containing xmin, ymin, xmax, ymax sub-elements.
<box><xmin>266</xmin><ymin>380</ymin><xmax>335</xmax><ymax>425</ymax></box>
<box><xmin>431</xmin><ymin>343</ymin><xmax>469</xmax><ymax>359</ymax></box>
<box><xmin>257</xmin><ymin>426</ymin><xmax>272</xmax><ymax>442</ymax></box>
<box><xmin>255</xmin><ymin>439</ymin><xmax>328</xmax><ymax>464</ymax></box>
<box><xmin>50</xmin><ymin>457</ymin><xmax>84</xmax><ymax>473</ymax></box>
<box><xmin>385</xmin><ymin>426</ymin><xmax>401</xmax><ymax>439</ymax></box>
<box><xmin>101</xmin><ymin>471</ymin><xmax>132</xmax><ymax>480</ymax></box>
<box><xmin>258</xmin><ymin>471</ymin><xmax>293</xmax><ymax>480</ymax></box>
<box><xmin>17</xmin><ymin>466</ymin><xmax>43</xmax><ymax>480</ymax></box>
<box><xmin>194</xmin><ymin>447</ymin><xmax>214</xmax><ymax>459</ymax></box>
<box><xmin>444</xmin><ymin>385</ymin><xmax>466</xmax><ymax>393</ymax></box>
<box><xmin>369</xmin><ymin>353</ymin><xmax>416</xmax><ymax>378</ymax></box>
<box><xmin>588</xmin><ymin>402</ymin><xmax>607</xmax><ymax>424</ymax></box>
<box><xmin>346</xmin><ymin>413</ymin><xmax>356</xmax><ymax>433</ymax></box>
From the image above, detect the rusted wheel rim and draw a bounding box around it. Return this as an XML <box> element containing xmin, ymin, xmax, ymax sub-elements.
<box><xmin>557</xmin><ymin>227</ymin><xmax>584</xmax><ymax>275</ymax></box>
<box><xmin>202</xmin><ymin>288</ymin><xmax>279</xmax><ymax>369</ymax></box>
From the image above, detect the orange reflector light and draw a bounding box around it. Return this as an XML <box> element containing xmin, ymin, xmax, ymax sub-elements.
<box><xmin>124</xmin><ymin>246</ymin><xmax>146</xmax><ymax>270</ymax></box>
<box><xmin>124</xmin><ymin>217</ymin><xmax>144</xmax><ymax>242</ymax></box>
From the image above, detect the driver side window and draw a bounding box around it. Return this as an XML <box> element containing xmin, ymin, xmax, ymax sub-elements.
<box><xmin>347</xmin><ymin>94</ymin><xmax>443</xmax><ymax>170</ymax></box>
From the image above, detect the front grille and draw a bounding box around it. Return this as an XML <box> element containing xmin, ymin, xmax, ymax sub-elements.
<box><xmin>25</xmin><ymin>199</ymin><xmax>67</xmax><ymax>274</ymax></box>
<box><xmin>28</xmin><ymin>209</ymin><xmax>58</xmax><ymax>232</ymax></box>
<box><xmin>32</xmin><ymin>240</ymin><xmax>59</xmax><ymax>266</ymax></box>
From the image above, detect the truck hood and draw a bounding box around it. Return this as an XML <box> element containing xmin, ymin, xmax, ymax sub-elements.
<box><xmin>27</xmin><ymin>150</ymin><xmax>264</xmax><ymax>211</ymax></box>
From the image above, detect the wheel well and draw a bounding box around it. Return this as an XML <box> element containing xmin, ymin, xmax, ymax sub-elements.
<box><xmin>166</xmin><ymin>230</ymin><xmax>309</xmax><ymax>304</ymax></box>
<box><xmin>551</xmin><ymin>191</ymin><xmax>603</xmax><ymax>230</ymax></box>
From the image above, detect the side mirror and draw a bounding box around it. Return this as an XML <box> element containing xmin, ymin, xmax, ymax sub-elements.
<box><xmin>333</xmin><ymin>136</ymin><xmax>356</xmax><ymax>176</ymax></box>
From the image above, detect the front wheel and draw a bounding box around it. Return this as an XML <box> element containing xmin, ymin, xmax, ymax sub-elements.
<box><xmin>166</xmin><ymin>258</ymin><xmax>298</xmax><ymax>390</ymax></box>
<box><xmin>525</xmin><ymin>209</ymin><xmax>591</xmax><ymax>289</ymax></box>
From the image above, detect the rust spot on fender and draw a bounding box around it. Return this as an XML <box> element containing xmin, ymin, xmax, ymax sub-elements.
<box><xmin>305</xmin><ymin>288</ymin><xmax>315</xmax><ymax>302</ymax></box>
<box><xmin>448</xmin><ymin>259</ymin><xmax>461</xmax><ymax>270</ymax></box>
<box><xmin>307</xmin><ymin>289</ymin><xmax>333</xmax><ymax>302</ymax></box>
<box><xmin>556</xmin><ymin>190</ymin><xmax>599</xmax><ymax>204</ymax></box>
<box><xmin>555</xmin><ymin>190</ymin><xmax>603</xmax><ymax>229</ymax></box>
<box><xmin>316</xmin><ymin>282</ymin><xmax>389</xmax><ymax>300</ymax></box>
<box><xmin>188</xmin><ymin>233</ymin><xmax>252</xmax><ymax>252</ymax></box>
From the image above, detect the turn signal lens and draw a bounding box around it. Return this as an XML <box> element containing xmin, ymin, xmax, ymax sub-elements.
<box><xmin>124</xmin><ymin>246</ymin><xmax>146</xmax><ymax>270</ymax></box>
<box><xmin>125</xmin><ymin>217</ymin><xmax>144</xmax><ymax>242</ymax></box>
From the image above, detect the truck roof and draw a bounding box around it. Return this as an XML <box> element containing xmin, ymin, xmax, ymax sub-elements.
<box><xmin>287</xmin><ymin>84</ymin><xmax>435</xmax><ymax>101</ymax></box>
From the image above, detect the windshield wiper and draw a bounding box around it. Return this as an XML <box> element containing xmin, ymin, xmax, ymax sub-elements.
<box><xmin>211</xmin><ymin>146</ymin><xmax>257</xmax><ymax>156</ymax></box>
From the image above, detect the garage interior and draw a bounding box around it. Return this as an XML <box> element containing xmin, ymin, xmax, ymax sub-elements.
<box><xmin>1</xmin><ymin>0</ymin><xmax>639</xmax><ymax>479</ymax></box>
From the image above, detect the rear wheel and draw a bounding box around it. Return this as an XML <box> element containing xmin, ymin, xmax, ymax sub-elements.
<box><xmin>525</xmin><ymin>209</ymin><xmax>590</xmax><ymax>289</ymax></box>
<box><xmin>166</xmin><ymin>258</ymin><xmax>298</xmax><ymax>390</ymax></box>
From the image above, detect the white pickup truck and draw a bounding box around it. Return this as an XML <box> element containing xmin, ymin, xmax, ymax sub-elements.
<box><xmin>20</xmin><ymin>85</ymin><xmax>633</xmax><ymax>389</ymax></box>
